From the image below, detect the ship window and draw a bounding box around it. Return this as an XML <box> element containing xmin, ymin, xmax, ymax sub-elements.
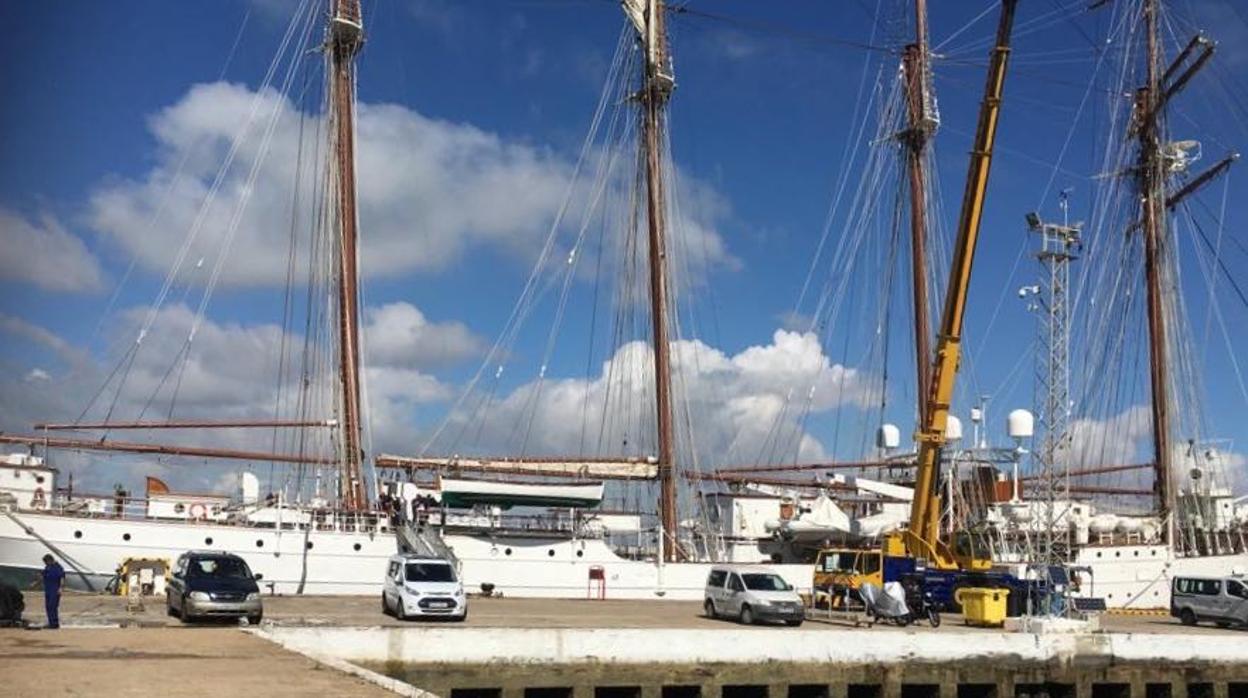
<box><xmin>548</xmin><ymin>549</ymin><xmax>555</xmax><ymax>557</ymax></box>
<box><xmin>576</xmin><ymin>550</ymin><xmax>584</xmax><ymax>558</ymax></box>
<box><xmin>1096</xmin><ymin>552</ymin><xmax>1102</xmax><ymax>558</ymax></box>
<box><xmin>74</xmin><ymin>530</ymin><xmax>82</xmax><ymax>539</ymax></box>
<box><xmin>256</xmin><ymin>540</ymin><xmax>264</xmax><ymax>548</ymax></box>
<box><xmin>1134</xmin><ymin>551</ymin><xmax>1139</xmax><ymax>557</ymax></box>
<box><xmin>1114</xmin><ymin>551</ymin><xmax>1120</xmax><ymax>557</ymax></box>
<box><xmin>306</xmin><ymin>541</ymin><xmax>314</xmax><ymax>550</ymax></box>
<box><xmin>505</xmin><ymin>548</ymin><xmax>513</xmax><ymax>556</ymax></box>
<box><xmin>205</xmin><ymin>537</ymin><xmax>213</xmax><ymax>546</ymax></box>
<box><xmin>35</xmin><ymin>475</ymin><xmax>45</xmax><ymax>484</ymax></box>
<box><xmin>123</xmin><ymin>533</ymin><xmax>131</xmax><ymax>541</ymax></box>
<box><xmin>175</xmin><ymin>503</ymin><xmax>185</xmax><ymax>514</ymax></box>
<box><xmin>353</xmin><ymin>543</ymin><xmax>362</xmax><ymax>551</ymax></box>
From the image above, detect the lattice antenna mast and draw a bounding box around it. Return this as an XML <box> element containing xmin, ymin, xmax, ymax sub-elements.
<box><xmin>1024</xmin><ymin>200</ymin><xmax>1081</xmax><ymax>565</ymax></box>
<box><xmin>327</xmin><ymin>0</ymin><xmax>368</xmax><ymax>511</ymax></box>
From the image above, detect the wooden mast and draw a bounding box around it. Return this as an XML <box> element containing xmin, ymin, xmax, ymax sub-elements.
<box><xmin>1137</xmin><ymin>0</ymin><xmax>1173</xmax><ymax>531</ymax></box>
<box><xmin>328</xmin><ymin>0</ymin><xmax>368</xmax><ymax>511</ymax></box>
<box><xmin>628</xmin><ymin>0</ymin><xmax>679</xmax><ymax>562</ymax></box>
<box><xmin>903</xmin><ymin>0</ymin><xmax>934</xmax><ymax>423</ymax></box>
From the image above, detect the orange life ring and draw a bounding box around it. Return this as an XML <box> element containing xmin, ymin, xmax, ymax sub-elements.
<box><xmin>188</xmin><ymin>503</ymin><xmax>208</xmax><ymax>520</ymax></box>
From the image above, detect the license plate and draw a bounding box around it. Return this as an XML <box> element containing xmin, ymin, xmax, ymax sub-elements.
<box><xmin>429</xmin><ymin>600</ymin><xmax>453</xmax><ymax>608</ymax></box>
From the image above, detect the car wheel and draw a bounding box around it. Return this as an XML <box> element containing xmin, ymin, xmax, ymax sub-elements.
<box><xmin>381</xmin><ymin>593</ymin><xmax>391</xmax><ymax>617</ymax></box>
<box><xmin>739</xmin><ymin>605</ymin><xmax>754</xmax><ymax>625</ymax></box>
<box><xmin>785</xmin><ymin>619</ymin><xmax>803</xmax><ymax>627</ymax></box>
<box><xmin>395</xmin><ymin>599</ymin><xmax>408</xmax><ymax>622</ymax></box>
<box><xmin>166</xmin><ymin>600</ymin><xmax>178</xmax><ymax>618</ymax></box>
<box><xmin>454</xmin><ymin>609</ymin><xmax>468</xmax><ymax>623</ymax></box>
<box><xmin>1180</xmin><ymin>608</ymin><xmax>1197</xmax><ymax>626</ymax></box>
<box><xmin>1216</xmin><ymin>621</ymin><xmax>1231</xmax><ymax>629</ymax></box>
<box><xmin>180</xmin><ymin>597</ymin><xmax>195</xmax><ymax>624</ymax></box>
<box><xmin>928</xmin><ymin>609</ymin><xmax>941</xmax><ymax>628</ymax></box>
<box><xmin>247</xmin><ymin>614</ymin><xmax>263</xmax><ymax>625</ymax></box>
<box><xmin>704</xmin><ymin>599</ymin><xmax>717</xmax><ymax>619</ymax></box>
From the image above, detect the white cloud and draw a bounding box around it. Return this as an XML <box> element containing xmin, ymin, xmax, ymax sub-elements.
<box><xmin>87</xmin><ymin>81</ymin><xmax>738</xmax><ymax>288</ymax></box>
<box><xmin>364</xmin><ymin>302</ymin><xmax>483</xmax><ymax>369</ymax></box>
<box><xmin>0</xmin><ymin>208</ymin><xmax>105</xmax><ymax>292</ymax></box>
<box><xmin>433</xmin><ymin>329</ymin><xmax>876</xmax><ymax>466</ymax></box>
<box><xmin>0</xmin><ymin>303</ymin><xmax>462</xmax><ymax>494</ymax></box>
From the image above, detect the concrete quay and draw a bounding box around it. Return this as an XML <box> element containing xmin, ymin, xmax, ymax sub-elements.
<box><xmin>5</xmin><ymin>593</ymin><xmax>1246</xmax><ymax>698</ymax></box>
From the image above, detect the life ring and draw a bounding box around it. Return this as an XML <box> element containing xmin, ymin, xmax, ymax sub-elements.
<box><xmin>188</xmin><ymin>503</ymin><xmax>208</xmax><ymax>520</ymax></box>
<box><xmin>31</xmin><ymin>487</ymin><xmax>46</xmax><ymax>508</ymax></box>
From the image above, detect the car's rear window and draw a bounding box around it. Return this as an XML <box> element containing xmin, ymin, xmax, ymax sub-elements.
<box><xmin>405</xmin><ymin>562</ymin><xmax>455</xmax><ymax>583</ymax></box>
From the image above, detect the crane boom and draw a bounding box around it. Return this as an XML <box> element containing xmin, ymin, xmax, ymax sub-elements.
<box><xmin>900</xmin><ymin>0</ymin><xmax>1018</xmax><ymax>568</ymax></box>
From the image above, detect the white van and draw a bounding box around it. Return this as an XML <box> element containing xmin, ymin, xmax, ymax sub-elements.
<box><xmin>704</xmin><ymin>565</ymin><xmax>805</xmax><ymax>627</ymax></box>
<box><xmin>381</xmin><ymin>554</ymin><xmax>467</xmax><ymax>622</ymax></box>
<box><xmin>1171</xmin><ymin>575</ymin><xmax>1248</xmax><ymax>628</ymax></box>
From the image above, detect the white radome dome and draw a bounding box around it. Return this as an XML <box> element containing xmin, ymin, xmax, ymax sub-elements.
<box><xmin>876</xmin><ymin>423</ymin><xmax>901</xmax><ymax>450</ymax></box>
<box><xmin>1007</xmin><ymin>409</ymin><xmax>1035</xmax><ymax>439</ymax></box>
<box><xmin>945</xmin><ymin>415</ymin><xmax>963</xmax><ymax>441</ymax></box>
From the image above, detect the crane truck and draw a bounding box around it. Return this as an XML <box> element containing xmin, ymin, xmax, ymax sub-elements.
<box><xmin>814</xmin><ymin>0</ymin><xmax>1039</xmax><ymax>614</ymax></box>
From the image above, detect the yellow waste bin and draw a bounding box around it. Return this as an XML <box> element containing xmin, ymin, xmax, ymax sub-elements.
<box><xmin>955</xmin><ymin>587</ymin><xmax>1010</xmax><ymax>627</ymax></box>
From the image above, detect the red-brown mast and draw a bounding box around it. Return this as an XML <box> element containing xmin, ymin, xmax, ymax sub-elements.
<box><xmin>328</xmin><ymin>0</ymin><xmax>368</xmax><ymax>511</ymax></box>
<box><xmin>902</xmin><ymin>0</ymin><xmax>934</xmax><ymax>423</ymax></box>
<box><xmin>1137</xmin><ymin>0</ymin><xmax>1173</xmax><ymax>531</ymax></box>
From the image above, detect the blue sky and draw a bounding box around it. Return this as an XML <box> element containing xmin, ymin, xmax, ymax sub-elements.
<box><xmin>2</xmin><ymin>0</ymin><xmax>1247</xmax><ymax>494</ymax></box>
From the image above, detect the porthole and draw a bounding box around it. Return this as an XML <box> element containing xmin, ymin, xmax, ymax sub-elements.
<box><xmin>547</xmin><ymin>549</ymin><xmax>556</xmax><ymax>557</ymax></box>
<box><xmin>504</xmin><ymin>548</ymin><xmax>513</xmax><ymax>556</ymax></box>
<box><xmin>256</xmin><ymin>540</ymin><xmax>264</xmax><ymax>548</ymax></box>
<box><xmin>122</xmin><ymin>533</ymin><xmax>131</xmax><ymax>542</ymax></box>
<box><xmin>1115</xmin><ymin>551</ymin><xmax>1121</xmax><ymax>557</ymax></box>
<box><xmin>73</xmin><ymin>530</ymin><xmax>83</xmax><ymax>539</ymax></box>
<box><xmin>1151</xmin><ymin>550</ymin><xmax>1157</xmax><ymax>556</ymax></box>
<box><xmin>576</xmin><ymin>550</ymin><xmax>584</xmax><ymax>558</ymax></box>
<box><xmin>306</xmin><ymin>541</ymin><xmax>314</xmax><ymax>550</ymax></box>
<box><xmin>35</xmin><ymin>475</ymin><xmax>45</xmax><ymax>484</ymax></box>
<box><xmin>1133</xmin><ymin>551</ymin><xmax>1139</xmax><ymax>557</ymax></box>
<box><xmin>1096</xmin><ymin>552</ymin><xmax>1102</xmax><ymax>558</ymax></box>
<box><xmin>353</xmin><ymin>543</ymin><xmax>361</xmax><ymax>551</ymax></box>
<box><xmin>174</xmin><ymin>503</ymin><xmax>186</xmax><ymax>514</ymax></box>
<box><xmin>204</xmin><ymin>537</ymin><xmax>213</xmax><ymax>546</ymax></box>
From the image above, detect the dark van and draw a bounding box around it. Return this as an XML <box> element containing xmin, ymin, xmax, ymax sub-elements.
<box><xmin>166</xmin><ymin>551</ymin><xmax>263</xmax><ymax>624</ymax></box>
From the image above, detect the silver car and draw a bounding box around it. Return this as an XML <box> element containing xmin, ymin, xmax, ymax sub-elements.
<box><xmin>1171</xmin><ymin>575</ymin><xmax>1248</xmax><ymax>628</ymax></box>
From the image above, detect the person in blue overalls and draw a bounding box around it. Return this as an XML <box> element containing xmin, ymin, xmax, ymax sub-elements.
<box><xmin>41</xmin><ymin>554</ymin><xmax>64</xmax><ymax>629</ymax></box>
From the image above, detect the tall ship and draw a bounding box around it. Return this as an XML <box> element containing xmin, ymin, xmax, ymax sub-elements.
<box><xmin>2</xmin><ymin>1</ymin><xmax>1244</xmax><ymax>606</ymax></box>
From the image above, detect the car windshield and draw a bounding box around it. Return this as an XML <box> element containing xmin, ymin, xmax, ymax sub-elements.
<box><xmin>821</xmin><ymin>553</ymin><xmax>854</xmax><ymax>573</ymax></box>
<box><xmin>742</xmin><ymin>573</ymin><xmax>789</xmax><ymax>591</ymax></box>
<box><xmin>405</xmin><ymin>562</ymin><xmax>455</xmax><ymax>583</ymax></box>
<box><xmin>190</xmin><ymin>557</ymin><xmax>252</xmax><ymax>579</ymax></box>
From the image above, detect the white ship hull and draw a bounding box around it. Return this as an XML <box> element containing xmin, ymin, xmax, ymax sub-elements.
<box><xmin>0</xmin><ymin>508</ymin><xmax>813</xmax><ymax>600</ymax></box>
<box><xmin>0</xmin><ymin>510</ymin><xmax>397</xmax><ymax>594</ymax></box>
<box><xmin>433</xmin><ymin>529</ymin><xmax>813</xmax><ymax>600</ymax></box>
<box><xmin>1073</xmin><ymin>544</ymin><xmax>1248</xmax><ymax>609</ymax></box>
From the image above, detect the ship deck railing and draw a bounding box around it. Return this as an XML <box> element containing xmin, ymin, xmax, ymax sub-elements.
<box><xmin>25</xmin><ymin>496</ymin><xmax>396</xmax><ymax>535</ymax></box>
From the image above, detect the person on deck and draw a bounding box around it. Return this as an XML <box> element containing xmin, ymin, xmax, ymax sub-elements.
<box><xmin>41</xmin><ymin>554</ymin><xmax>64</xmax><ymax>629</ymax></box>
